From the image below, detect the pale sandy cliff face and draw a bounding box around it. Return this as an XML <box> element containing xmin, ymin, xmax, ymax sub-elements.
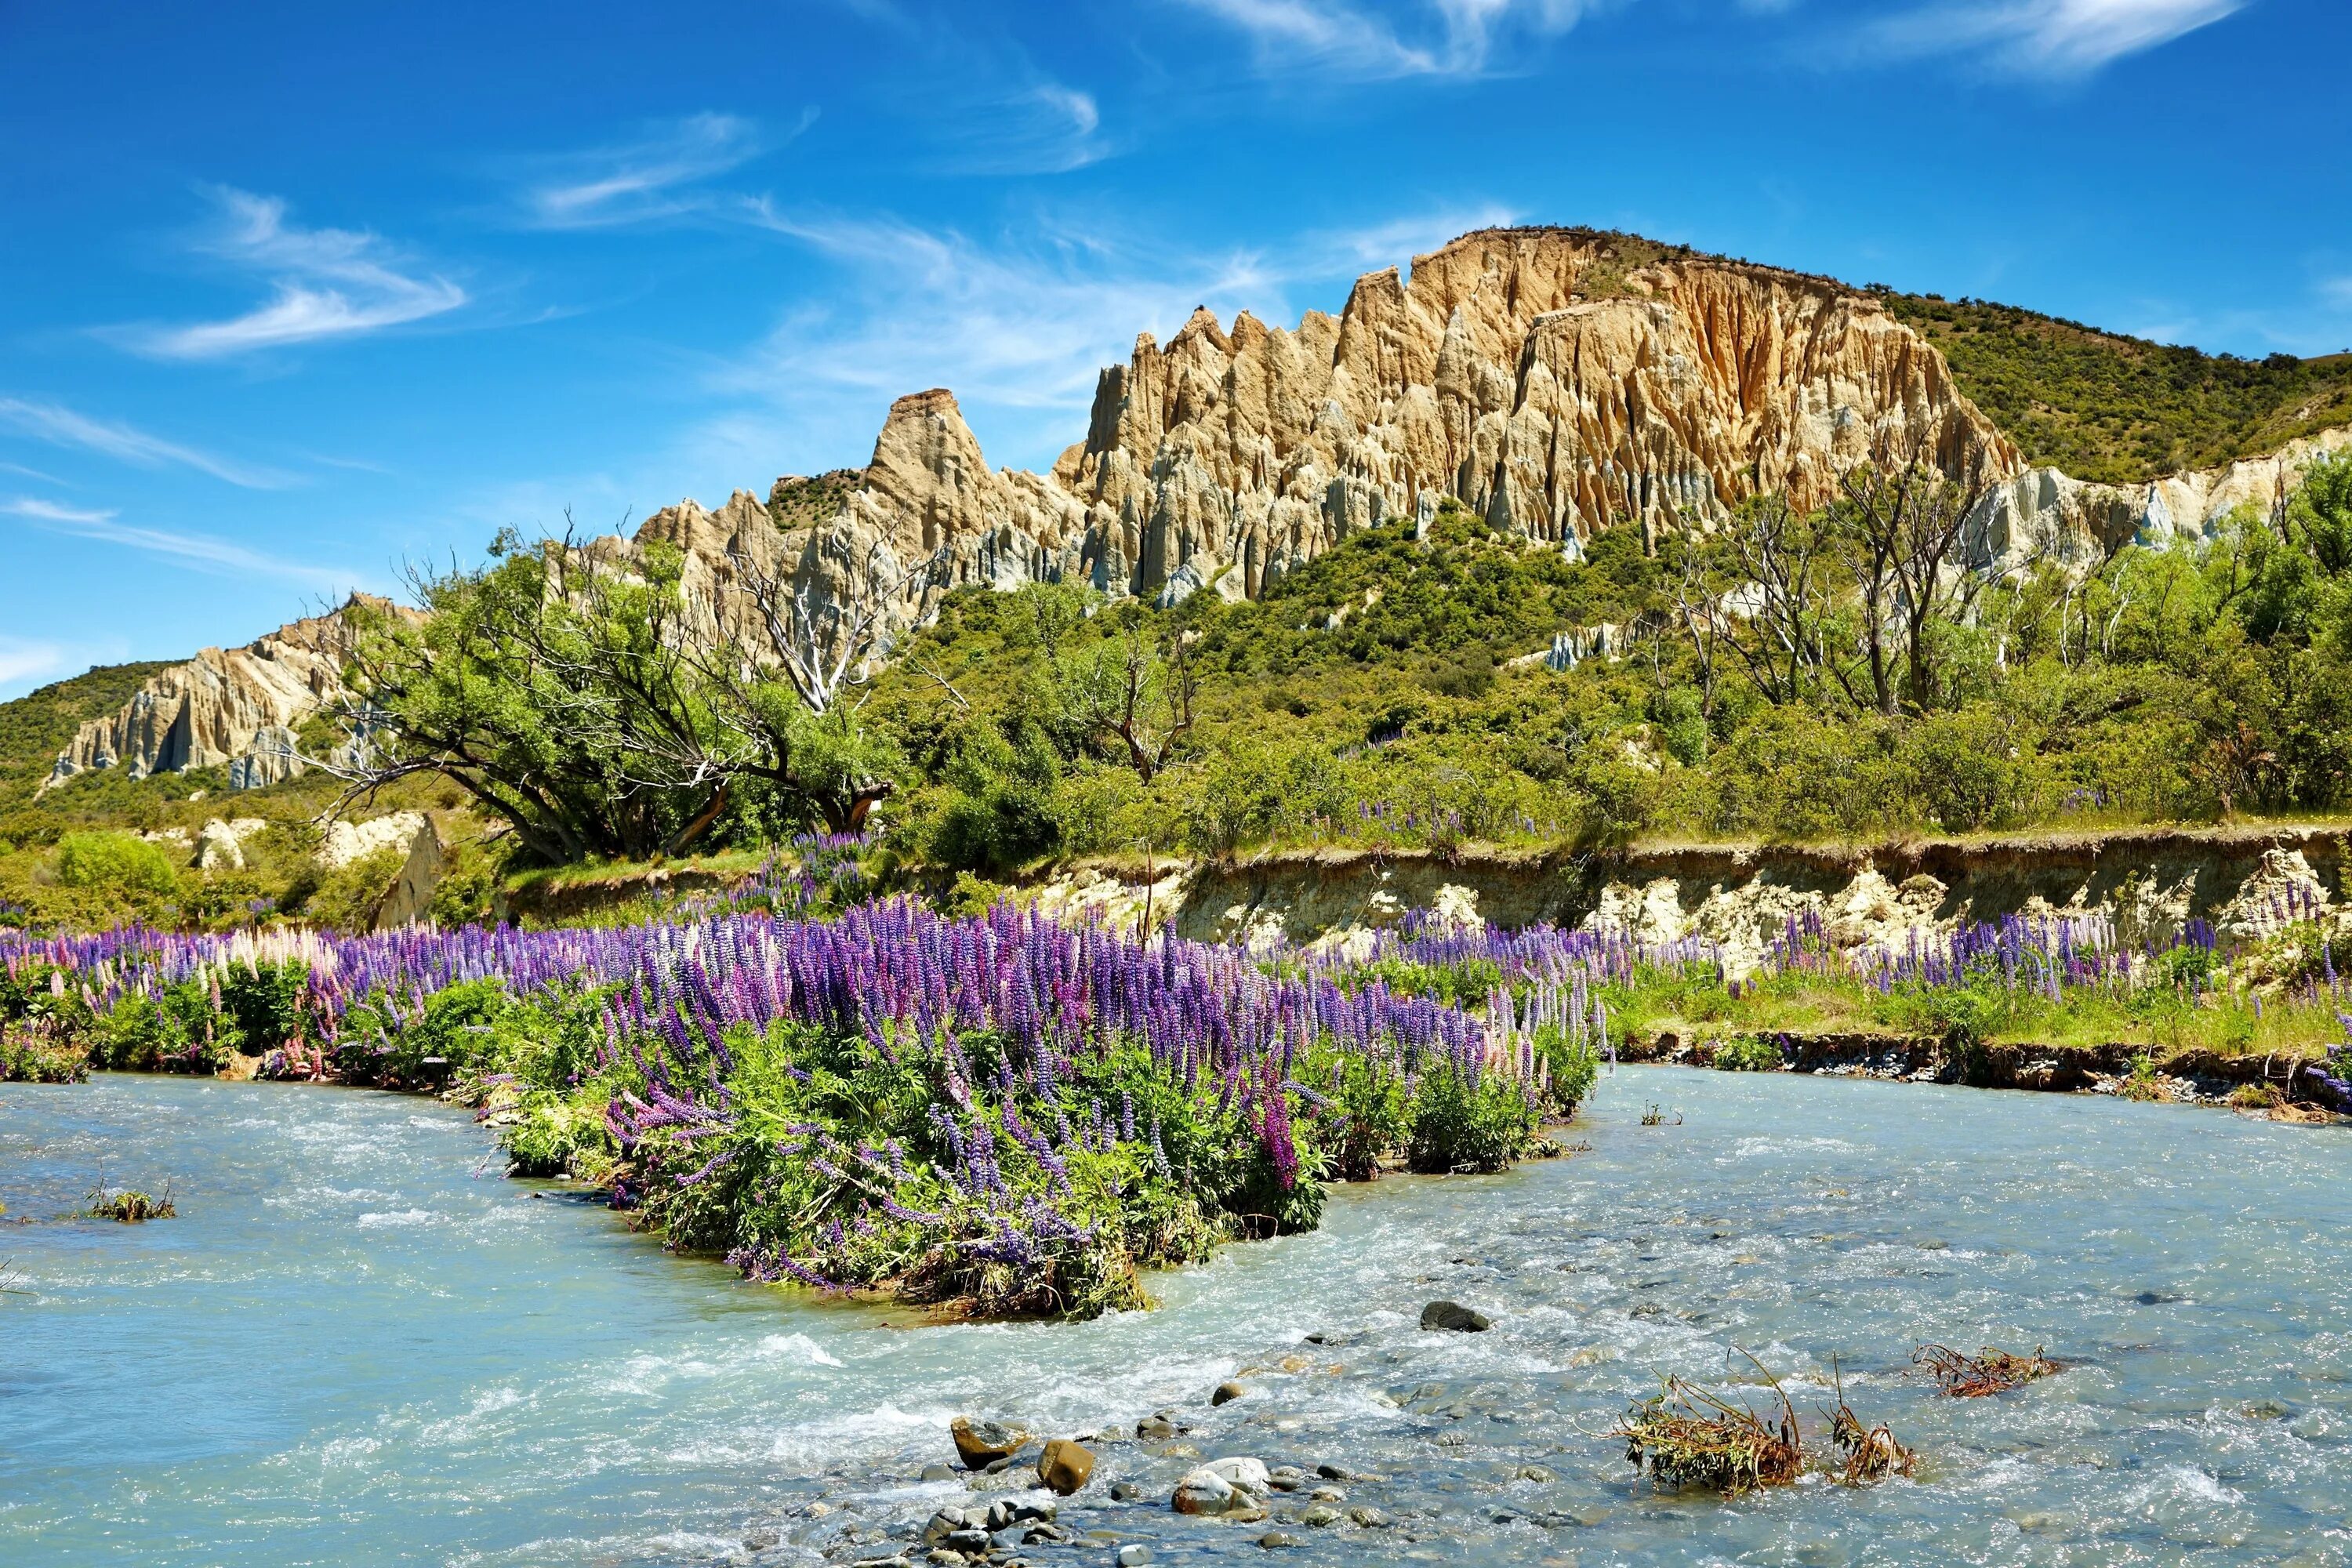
<box><xmin>45</xmin><ymin>597</ymin><xmax>394</xmax><ymax>793</ymax></box>
<box><xmin>637</xmin><ymin>227</ymin><xmax>2350</xmax><ymax>626</ymax></box>
<box><xmin>637</xmin><ymin>227</ymin><xmax>2027</xmax><ymax>618</ymax></box>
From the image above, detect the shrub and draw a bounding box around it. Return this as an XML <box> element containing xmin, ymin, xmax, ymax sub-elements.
<box><xmin>1323</xmin><ymin>1051</ymin><xmax>1409</xmax><ymax>1181</ymax></box>
<box><xmin>1534</xmin><ymin>1022</ymin><xmax>1601</xmax><ymax>1116</ymax></box>
<box><xmin>1711</xmin><ymin>1034</ymin><xmax>1785</xmax><ymax>1073</ymax></box>
<box><xmin>1902</xmin><ymin>706</ymin><xmax>2035</xmax><ymax>832</ymax></box>
<box><xmin>302</xmin><ymin>845</ymin><xmax>405</xmax><ymax>932</ymax></box>
<box><xmin>55</xmin><ymin>831</ymin><xmax>180</xmax><ymax>899</ymax></box>
<box><xmin>1406</xmin><ymin>1064</ymin><xmax>1537</xmax><ymax>1174</ymax></box>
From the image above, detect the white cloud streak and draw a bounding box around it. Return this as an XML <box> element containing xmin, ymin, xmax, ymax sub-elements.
<box><xmin>125</xmin><ymin>188</ymin><xmax>467</xmax><ymax>358</ymax></box>
<box><xmin>1864</xmin><ymin>0</ymin><xmax>2248</xmax><ymax>75</ymax></box>
<box><xmin>1174</xmin><ymin>0</ymin><xmax>1600</xmax><ymax>79</ymax></box>
<box><xmin>2</xmin><ymin>496</ymin><xmax>362</xmax><ymax>592</ymax></box>
<box><xmin>0</xmin><ymin>397</ymin><xmax>295</xmax><ymax>488</ymax></box>
<box><xmin>521</xmin><ymin>112</ymin><xmax>799</xmax><ymax>229</ymax></box>
<box><xmin>0</xmin><ymin>638</ymin><xmax>70</xmax><ymax>690</ymax></box>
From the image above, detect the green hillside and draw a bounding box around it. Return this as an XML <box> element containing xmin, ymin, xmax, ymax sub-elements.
<box><xmin>0</xmin><ymin>662</ymin><xmax>172</xmax><ymax>814</ymax></box>
<box><xmin>1881</xmin><ymin>290</ymin><xmax>2352</xmax><ymax>485</ymax></box>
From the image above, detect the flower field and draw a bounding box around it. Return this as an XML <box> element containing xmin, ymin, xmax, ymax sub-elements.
<box><xmin>0</xmin><ymin>901</ymin><xmax>1602</xmax><ymax>1317</ymax></box>
<box><xmin>5</xmin><ymin>878</ymin><xmax>2347</xmax><ymax>1319</ymax></box>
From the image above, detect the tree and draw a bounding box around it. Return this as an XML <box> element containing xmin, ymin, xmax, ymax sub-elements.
<box><xmin>333</xmin><ymin>532</ymin><xmax>742</xmax><ymax>863</ymax></box>
<box><xmin>1837</xmin><ymin>462</ymin><xmax>1995</xmax><ymax>713</ymax></box>
<box><xmin>695</xmin><ymin>525</ymin><xmax>927</xmax><ymax>832</ymax></box>
<box><xmin>1033</xmin><ymin>597</ymin><xmax>1199</xmax><ymax>784</ymax></box>
<box><xmin>1690</xmin><ymin>495</ymin><xmax>1848</xmax><ymax>708</ymax></box>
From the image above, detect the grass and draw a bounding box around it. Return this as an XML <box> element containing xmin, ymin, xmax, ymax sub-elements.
<box><xmin>1882</xmin><ymin>290</ymin><xmax>2352</xmax><ymax>485</ymax></box>
<box><xmin>1609</xmin><ymin>964</ymin><xmax>2343</xmax><ymax>1064</ymax></box>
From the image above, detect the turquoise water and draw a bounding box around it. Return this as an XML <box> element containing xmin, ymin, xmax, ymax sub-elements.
<box><xmin>3</xmin><ymin>1068</ymin><xmax>2348</xmax><ymax>1566</ymax></box>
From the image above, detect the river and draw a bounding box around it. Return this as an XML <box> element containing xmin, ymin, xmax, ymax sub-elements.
<box><xmin>2</xmin><ymin>1068</ymin><xmax>2347</xmax><ymax>1566</ymax></box>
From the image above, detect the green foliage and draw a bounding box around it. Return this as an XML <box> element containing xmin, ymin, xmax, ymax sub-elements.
<box><xmin>1341</xmin><ymin>956</ymin><xmax>1504</xmax><ymax>1008</ymax></box>
<box><xmin>927</xmin><ymin>719</ymin><xmax>1065</xmax><ymax>873</ymax></box>
<box><xmin>1316</xmin><ymin>1048</ymin><xmax>1409</xmax><ymax>1182</ymax></box>
<box><xmin>93</xmin><ymin>982</ymin><xmax>227</xmax><ymax>1073</ymax></box>
<box><xmin>0</xmin><ymin>661</ymin><xmax>174</xmax><ymax>814</ymax></box>
<box><xmin>55</xmin><ymin>831</ymin><xmax>181</xmax><ymax>900</ymax></box>
<box><xmin>1534</xmin><ymin>1022</ymin><xmax>1601</xmax><ymax>1116</ymax></box>
<box><xmin>1406</xmin><ymin>1064</ymin><xmax>1539</xmax><ymax>1174</ymax></box>
<box><xmin>300</xmin><ymin>845</ymin><xmax>405</xmax><ymax>932</ymax></box>
<box><xmin>1885</xmin><ymin>292</ymin><xmax>2352</xmax><ymax>485</ymax></box>
<box><xmin>1711</xmin><ymin>1034</ymin><xmax>1786</xmax><ymax>1073</ymax></box>
<box><xmin>938</xmin><ymin>870</ymin><xmax>1006</xmax><ymax>918</ymax></box>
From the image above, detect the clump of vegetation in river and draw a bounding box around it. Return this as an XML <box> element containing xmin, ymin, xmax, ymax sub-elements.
<box><xmin>1914</xmin><ymin>1343</ymin><xmax>2062</xmax><ymax>1396</ymax></box>
<box><xmin>1616</xmin><ymin>1357</ymin><xmax>1914</xmax><ymax>1495</ymax></box>
<box><xmin>1615</xmin><ymin>1370</ymin><xmax>1805</xmax><ymax>1495</ymax></box>
<box><xmin>86</xmin><ymin>1179</ymin><xmax>174</xmax><ymax>1221</ymax></box>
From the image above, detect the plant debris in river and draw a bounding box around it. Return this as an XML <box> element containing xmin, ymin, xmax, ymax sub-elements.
<box><xmin>87</xmin><ymin>1178</ymin><xmax>175</xmax><ymax>1222</ymax></box>
<box><xmin>1825</xmin><ymin>1361</ymin><xmax>1915</xmax><ymax>1483</ymax></box>
<box><xmin>1615</xmin><ymin>1356</ymin><xmax>1912</xmax><ymax>1495</ymax></box>
<box><xmin>1913</xmin><ymin>1342</ymin><xmax>2061</xmax><ymax>1396</ymax></box>
<box><xmin>1614</xmin><ymin>1367</ymin><xmax>1802</xmax><ymax>1495</ymax></box>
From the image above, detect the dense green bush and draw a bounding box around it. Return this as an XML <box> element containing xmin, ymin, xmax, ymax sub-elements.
<box><xmin>1406</xmin><ymin>1064</ymin><xmax>1540</xmax><ymax>1174</ymax></box>
<box><xmin>55</xmin><ymin>831</ymin><xmax>181</xmax><ymax>900</ymax></box>
<box><xmin>1711</xmin><ymin>1034</ymin><xmax>1786</xmax><ymax>1073</ymax></box>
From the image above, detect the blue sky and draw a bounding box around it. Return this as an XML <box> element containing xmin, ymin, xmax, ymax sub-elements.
<box><xmin>2</xmin><ymin>0</ymin><xmax>2345</xmax><ymax>698</ymax></box>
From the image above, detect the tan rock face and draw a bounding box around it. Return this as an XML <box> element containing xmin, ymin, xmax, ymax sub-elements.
<box><xmin>661</xmin><ymin>228</ymin><xmax>2022</xmax><ymax>617</ymax></box>
<box><xmin>635</xmin><ymin>227</ymin><xmax>2352</xmax><ymax>645</ymax></box>
<box><xmin>45</xmin><ymin>597</ymin><xmax>397</xmax><ymax>793</ymax></box>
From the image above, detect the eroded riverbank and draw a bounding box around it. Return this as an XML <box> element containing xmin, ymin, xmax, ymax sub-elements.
<box><xmin>5</xmin><ymin>1067</ymin><xmax>2348</xmax><ymax>1567</ymax></box>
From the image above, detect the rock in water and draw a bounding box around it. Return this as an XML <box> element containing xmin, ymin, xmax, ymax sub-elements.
<box><xmin>1172</xmin><ymin>1466</ymin><xmax>1237</xmax><ymax>1515</ymax></box>
<box><xmin>949</xmin><ymin>1417</ymin><xmax>1026</xmax><ymax>1470</ymax></box>
<box><xmin>1036</xmin><ymin>1437</ymin><xmax>1095</xmax><ymax>1495</ymax></box>
<box><xmin>1421</xmin><ymin>1300</ymin><xmax>1492</xmax><ymax>1332</ymax></box>
<box><xmin>1211</xmin><ymin>1381</ymin><xmax>1247</xmax><ymax>1406</ymax></box>
<box><xmin>1172</xmin><ymin>1458</ymin><xmax>1271</xmax><ymax>1517</ymax></box>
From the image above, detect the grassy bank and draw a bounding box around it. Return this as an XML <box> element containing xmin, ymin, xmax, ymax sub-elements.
<box><xmin>1341</xmin><ymin>907</ymin><xmax>2352</xmax><ymax>1111</ymax></box>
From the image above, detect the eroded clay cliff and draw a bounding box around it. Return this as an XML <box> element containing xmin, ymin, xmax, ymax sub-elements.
<box><xmin>45</xmin><ymin>597</ymin><xmax>394</xmax><ymax>793</ymax></box>
<box><xmin>636</xmin><ymin>227</ymin><xmax>2030</xmax><ymax>615</ymax></box>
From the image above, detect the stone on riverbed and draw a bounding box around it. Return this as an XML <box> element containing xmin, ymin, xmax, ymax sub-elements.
<box><xmin>1211</xmin><ymin>1381</ymin><xmax>1247</xmax><ymax>1406</ymax></box>
<box><xmin>1037</xmin><ymin>1437</ymin><xmax>1095</xmax><ymax>1494</ymax></box>
<box><xmin>1172</xmin><ymin>1457</ymin><xmax>1272</xmax><ymax>1515</ymax></box>
<box><xmin>949</xmin><ymin>1416</ymin><xmax>1026</xmax><ymax>1469</ymax></box>
<box><xmin>1420</xmin><ymin>1301</ymin><xmax>1491</xmax><ymax>1332</ymax></box>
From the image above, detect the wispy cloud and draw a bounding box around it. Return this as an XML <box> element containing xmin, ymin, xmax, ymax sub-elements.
<box><xmin>122</xmin><ymin>187</ymin><xmax>466</xmax><ymax>358</ymax></box>
<box><xmin>520</xmin><ymin>111</ymin><xmax>804</xmax><ymax>229</ymax></box>
<box><xmin>3</xmin><ymin>496</ymin><xmax>362</xmax><ymax>592</ymax></box>
<box><xmin>1863</xmin><ymin>0</ymin><xmax>2248</xmax><ymax>75</ymax></box>
<box><xmin>0</xmin><ymin>637</ymin><xmax>71</xmax><ymax>691</ymax></box>
<box><xmin>1174</xmin><ymin>0</ymin><xmax>1602</xmax><ymax>80</ymax></box>
<box><xmin>0</xmin><ymin>396</ymin><xmax>296</xmax><ymax>488</ymax></box>
<box><xmin>930</xmin><ymin>82</ymin><xmax>1110</xmax><ymax>176</ymax></box>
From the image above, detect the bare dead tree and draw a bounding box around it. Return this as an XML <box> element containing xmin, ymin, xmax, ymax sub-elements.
<box><xmin>1838</xmin><ymin>461</ymin><xmax>1994</xmax><ymax>713</ymax></box>
<box><xmin>1704</xmin><ymin>495</ymin><xmax>1846</xmax><ymax>707</ymax></box>
<box><xmin>1036</xmin><ymin>602</ymin><xmax>1199</xmax><ymax>784</ymax></box>
<box><xmin>722</xmin><ymin>529</ymin><xmax>924</xmax><ymax>716</ymax></box>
